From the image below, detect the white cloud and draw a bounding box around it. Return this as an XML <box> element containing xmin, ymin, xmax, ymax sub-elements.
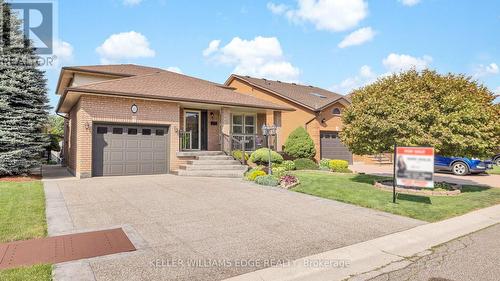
<box><xmin>204</xmin><ymin>36</ymin><xmax>300</xmax><ymax>82</ymax></box>
<box><xmin>202</xmin><ymin>40</ymin><xmax>221</xmax><ymax>57</ymax></box>
<box><xmin>338</xmin><ymin>27</ymin><xmax>375</xmax><ymax>48</ymax></box>
<box><xmin>123</xmin><ymin>0</ymin><xmax>143</xmax><ymax>6</ymax></box>
<box><xmin>332</xmin><ymin>53</ymin><xmax>433</xmax><ymax>94</ymax></box>
<box><xmin>331</xmin><ymin>65</ymin><xmax>377</xmax><ymax>94</ymax></box>
<box><xmin>165</xmin><ymin>66</ymin><xmax>182</xmax><ymax>74</ymax></box>
<box><xmin>274</xmin><ymin>0</ymin><xmax>368</xmax><ymax>32</ymax></box>
<box><xmin>494</xmin><ymin>86</ymin><xmax>500</xmax><ymax>94</ymax></box>
<box><xmin>382</xmin><ymin>53</ymin><xmax>432</xmax><ymax>73</ymax></box>
<box><xmin>399</xmin><ymin>0</ymin><xmax>421</xmax><ymax>7</ymax></box>
<box><xmin>473</xmin><ymin>63</ymin><xmax>499</xmax><ymax>78</ymax></box>
<box><xmin>53</xmin><ymin>40</ymin><xmax>74</xmax><ymax>65</ymax></box>
<box><xmin>96</xmin><ymin>31</ymin><xmax>155</xmax><ymax>64</ymax></box>
<box><xmin>267</xmin><ymin>2</ymin><xmax>288</xmax><ymax>15</ymax></box>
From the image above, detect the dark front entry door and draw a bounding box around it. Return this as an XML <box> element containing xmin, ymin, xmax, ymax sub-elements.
<box><xmin>92</xmin><ymin>124</ymin><xmax>169</xmax><ymax>176</ymax></box>
<box><xmin>320</xmin><ymin>131</ymin><xmax>353</xmax><ymax>164</ymax></box>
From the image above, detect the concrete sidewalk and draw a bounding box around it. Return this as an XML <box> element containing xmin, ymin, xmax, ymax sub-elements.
<box><xmin>224</xmin><ymin>204</ymin><xmax>500</xmax><ymax>281</ymax></box>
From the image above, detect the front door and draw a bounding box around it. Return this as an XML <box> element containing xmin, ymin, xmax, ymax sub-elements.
<box><xmin>184</xmin><ymin>110</ymin><xmax>201</xmax><ymax>150</ymax></box>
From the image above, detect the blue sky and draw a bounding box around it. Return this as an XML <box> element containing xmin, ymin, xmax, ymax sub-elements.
<box><xmin>45</xmin><ymin>0</ymin><xmax>500</xmax><ymax>109</ymax></box>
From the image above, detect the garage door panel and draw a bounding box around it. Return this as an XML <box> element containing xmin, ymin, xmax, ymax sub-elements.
<box><xmin>320</xmin><ymin>131</ymin><xmax>353</xmax><ymax>164</ymax></box>
<box><xmin>93</xmin><ymin>124</ymin><xmax>169</xmax><ymax>177</ymax></box>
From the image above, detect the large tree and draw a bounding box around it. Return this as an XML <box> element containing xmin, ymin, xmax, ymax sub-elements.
<box><xmin>341</xmin><ymin>69</ymin><xmax>499</xmax><ymax>158</ymax></box>
<box><xmin>0</xmin><ymin>0</ymin><xmax>50</xmax><ymax>175</ymax></box>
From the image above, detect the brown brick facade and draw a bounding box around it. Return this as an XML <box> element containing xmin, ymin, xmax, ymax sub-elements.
<box><xmin>65</xmin><ymin>95</ymin><xmax>180</xmax><ymax>178</ymax></box>
<box><xmin>227</xmin><ymin>78</ymin><xmax>349</xmax><ymax>162</ymax></box>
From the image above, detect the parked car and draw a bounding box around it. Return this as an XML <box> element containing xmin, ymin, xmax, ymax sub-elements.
<box><xmin>434</xmin><ymin>155</ymin><xmax>494</xmax><ymax>176</ymax></box>
<box><xmin>492</xmin><ymin>153</ymin><xmax>500</xmax><ymax>166</ymax></box>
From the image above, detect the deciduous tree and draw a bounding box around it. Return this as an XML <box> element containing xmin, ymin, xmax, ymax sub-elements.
<box><xmin>341</xmin><ymin>70</ymin><xmax>499</xmax><ymax>158</ymax></box>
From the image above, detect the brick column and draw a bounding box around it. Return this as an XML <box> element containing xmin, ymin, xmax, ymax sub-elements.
<box><xmin>220</xmin><ymin>107</ymin><xmax>231</xmax><ymax>152</ymax></box>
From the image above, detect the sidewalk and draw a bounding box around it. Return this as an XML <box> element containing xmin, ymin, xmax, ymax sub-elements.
<box><xmin>224</xmin><ymin>204</ymin><xmax>500</xmax><ymax>281</ymax></box>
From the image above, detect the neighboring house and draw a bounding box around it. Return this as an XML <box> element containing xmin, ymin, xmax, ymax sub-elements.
<box><xmin>225</xmin><ymin>75</ymin><xmax>354</xmax><ymax>163</ymax></box>
<box><xmin>56</xmin><ymin>65</ymin><xmax>292</xmax><ymax>178</ymax></box>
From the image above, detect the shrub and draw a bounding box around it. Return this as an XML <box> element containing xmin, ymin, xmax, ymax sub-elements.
<box><xmin>255</xmin><ymin>175</ymin><xmax>279</xmax><ymax>186</ymax></box>
<box><xmin>280</xmin><ymin>174</ymin><xmax>299</xmax><ymax>189</ymax></box>
<box><xmin>232</xmin><ymin>150</ymin><xmax>249</xmax><ymax>161</ymax></box>
<box><xmin>272</xmin><ymin>166</ymin><xmax>287</xmax><ymax>177</ymax></box>
<box><xmin>294</xmin><ymin>158</ymin><xmax>318</xmax><ymax>170</ymax></box>
<box><xmin>250</xmin><ymin>148</ymin><xmax>283</xmax><ymax>164</ymax></box>
<box><xmin>281</xmin><ymin>160</ymin><xmax>295</xmax><ymax>171</ymax></box>
<box><xmin>245</xmin><ymin>170</ymin><xmax>266</xmax><ymax>181</ymax></box>
<box><xmin>329</xmin><ymin>160</ymin><xmax>349</xmax><ymax>172</ymax></box>
<box><xmin>319</xmin><ymin>159</ymin><xmax>331</xmax><ymax>170</ymax></box>
<box><xmin>284</xmin><ymin>127</ymin><xmax>316</xmax><ymax>159</ymax></box>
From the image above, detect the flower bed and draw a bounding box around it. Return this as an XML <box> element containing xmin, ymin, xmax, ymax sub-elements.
<box><xmin>374</xmin><ymin>180</ymin><xmax>462</xmax><ymax>196</ymax></box>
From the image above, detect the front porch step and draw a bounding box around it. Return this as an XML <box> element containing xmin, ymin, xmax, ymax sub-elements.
<box><xmin>180</xmin><ymin>164</ymin><xmax>247</xmax><ymax>171</ymax></box>
<box><xmin>177</xmin><ymin>151</ymin><xmax>224</xmax><ymax>157</ymax></box>
<box><xmin>175</xmin><ymin>169</ymin><xmax>246</xmax><ymax>178</ymax></box>
<box><xmin>187</xmin><ymin>160</ymin><xmax>241</xmax><ymax>165</ymax></box>
<box><xmin>196</xmin><ymin>155</ymin><xmax>234</xmax><ymax>160</ymax></box>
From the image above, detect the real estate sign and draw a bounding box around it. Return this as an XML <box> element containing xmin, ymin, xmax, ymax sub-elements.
<box><xmin>395</xmin><ymin>147</ymin><xmax>434</xmax><ymax>188</ymax></box>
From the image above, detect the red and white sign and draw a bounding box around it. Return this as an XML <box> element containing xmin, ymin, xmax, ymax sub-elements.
<box><xmin>395</xmin><ymin>147</ymin><xmax>434</xmax><ymax>188</ymax></box>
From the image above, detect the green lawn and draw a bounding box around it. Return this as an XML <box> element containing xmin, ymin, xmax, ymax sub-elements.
<box><xmin>292</xmin><ymin>171</ymin><xmax>500</xmax><ymax>222</ymax></box>
<box><xmin>0</xmin><ymin>181</ymin><xmax>52</xmax><ymax>281</ymax></box>
<box><xmin>488</xmin><ymin>165</ymin><xmax>500</xmax><ymax>175</ymax></box>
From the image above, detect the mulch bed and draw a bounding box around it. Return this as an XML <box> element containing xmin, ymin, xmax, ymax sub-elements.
<box><xmin>0</xmin><ymin>175</ymin><xmax>42</xmax><ymax>182</ymax></box>
<box><xmin>374</xmin><ymin>180</ymin><xmax>462</xmax><ymax>196</ymax></box>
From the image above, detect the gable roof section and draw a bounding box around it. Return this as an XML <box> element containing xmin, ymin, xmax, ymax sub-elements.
<box><xmin>227</xmin><ymin>75</ymin><xmax>350</xmax><ymax>111</ymax></box>
<box><xmin>63</xmin><ymin>64</ymin><xmax>166</xmax><ymax>77</ymax></box>
<box><xmin>57</xmin><ymin>70</ymin><xmax>294</xmax><ymax>113</ymax></box>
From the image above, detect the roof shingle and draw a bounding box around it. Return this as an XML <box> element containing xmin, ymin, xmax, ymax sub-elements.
<box><xmin>230</xmin><ymin>75</ymin><xmax>347</xmax><ymax>111</ymax></box>
<box><xmin>66</xmin><ymin>70</ymin><xmax>293</xmax><ymax>111</ymax></box>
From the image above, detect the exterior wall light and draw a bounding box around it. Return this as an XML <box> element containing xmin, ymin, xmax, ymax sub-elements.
<box><xmin>131</xmin><ymin>104</ymin><xmax>138</xmax><ymax>114</ymax></box>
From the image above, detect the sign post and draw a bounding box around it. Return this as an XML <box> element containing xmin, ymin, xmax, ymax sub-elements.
<box><xmin>393</xmin><ymin>144</ymin><xmax>397</xmax><ymax>203</ymax></box>
<box><xmin>393</xmin><ymin>146</ymin><xmax>435</xmax><ymax>203</ymax></box>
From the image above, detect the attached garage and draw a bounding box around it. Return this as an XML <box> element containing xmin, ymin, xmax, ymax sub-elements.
<box><xmin>92</xmin><ymin>124</ymin><xmax>169</xmax><ymax>176</ymax></box>
<box><xmin>320</xmin><ymin>131</ymin><xmax>353</xmax><ymax>164</ymax></box>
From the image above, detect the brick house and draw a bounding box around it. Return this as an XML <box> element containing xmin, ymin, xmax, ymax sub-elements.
<box><xmin>56</xmin><ymin>65</ymin><xmax>293</xmax><ymax>178</ymax></box>
<box><xmin>225</xmin><ymin>75</ymin><xmax>354</xmax><ymax>163</ymax></box>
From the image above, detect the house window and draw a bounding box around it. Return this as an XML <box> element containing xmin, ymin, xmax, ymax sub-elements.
<box><xmin>128</xmin><ymin>128</ymin><xmax>138</xmax><ymax>135</ymax></box>
<box><xmin>97</xmin><ymin>127</ymin><xmax>107</xmax><ymax>134</ymax></box>
<box><xmin>332</xmin><ymin>108</ymin><xmax>342</xmax><ymax>115</ymax></box>
<box><xmin>113</xmin><ymin>128</ymin><xmax>123</xmax><ymax>134</ymax></box>
<box><xmin>142</xmin><ymin>129</ymin><xmax>151</xmax><ymax>135</ymax></box>
<box><xmin>232</xmin><ymin>114</ymin><xmax>256</xmax><ymax>150</ymax></box>
<box><xmin>155</xmin><ymin>129</ymin><xmax>164</xmax><ymax>136</ymax></box>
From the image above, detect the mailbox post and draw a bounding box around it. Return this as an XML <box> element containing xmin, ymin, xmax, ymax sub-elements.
<box><xmin>261</xmin><ymin>125</ymin><xmax>277</xmax><ymax>175</ymax></box>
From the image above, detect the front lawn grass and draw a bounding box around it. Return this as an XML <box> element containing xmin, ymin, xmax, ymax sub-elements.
<box><xmin>292</xmin><ymin>171</ymin><xmax>500</xmax><ymax>222</ymax></box>
<box><xmin>0</xmin><ymin>180</ymin><xmax>51</xmax><ymax>281</ymax></box>
<box><xmin>487</xmin><ymin>165</ymin><xmax>500</xmax><ymax>175</ymax></box>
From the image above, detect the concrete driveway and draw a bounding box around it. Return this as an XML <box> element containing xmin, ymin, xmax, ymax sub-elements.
<box><xmin>350</xmin><ymin>164</ymin><xmax>500</xmax><ymax>188</ymax></box>
<box><xmin>44</xmin><ymin>168</ymin><xmax>423</xmax><ymax>281</ymax></box>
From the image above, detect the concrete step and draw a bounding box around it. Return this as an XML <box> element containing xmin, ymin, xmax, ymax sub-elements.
<box><xmin>196</xmin><ymin>155</ymin><xmax>234</xmax><ymax>160</ymax></box>
<box><xmin>177</xmin><ymin>151</ymin><xmax>224</xmax><ymax>157</ymax></box>
<box><xmin>175</xmin><ymin>169</ymin><xmax>246</xmax><ymax>178</ymax></box>
<box><xmin>180</xmin><ymin>164</ymin><xmax>247</xmax><ymax>171</ymax></box>
<box><xmin>187</xmin><ymin>160</ymin><xmax>241</xmax><ymax>165</ymax></box>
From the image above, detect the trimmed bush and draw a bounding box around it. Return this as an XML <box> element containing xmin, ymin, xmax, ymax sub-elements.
<box><xmin>294</xmin><ymin>158</ymin><xmax>318</xmax><ymax>170</ymax></box>
<box><xmin>232</xmin><ymin>150</ymin><xmax>249</xmax><ymax>161</ymax></box>
<box><xmin>272</xmin><ymin>166</ymin><xmax>287</xmax><ymax>177</ymax></box>
<box><xmin>250</xmin><ymin>148</ymin><xmax>283</xmax><ymax>164</ymax></box>
<box><xmin>281</xmin><ymin>160</ymin><xmax>296</xmax><ymax>171</ymax></box>
<box><xmin>255</xmin><ymin>175</ymin><xmax>279</xmax><ymax>186</ymax></box>
<box><xmin>246</xmin><ymin>170</ymin><xmax>266</xmax><ymax>181</ymax></box>
<box><xmin>319</xmin><ymin>159</ymin><xmax>331</xmax><ymax>170</ymax></box>
<box><xmin>329</xmin><ymin>160</ymin><xmax>349</xmax><ymax>172</ymax></box>
<box><xmin>284</xmin><ymin>127</ymin><xmax>316</xmax><ymax>159</ymax></box>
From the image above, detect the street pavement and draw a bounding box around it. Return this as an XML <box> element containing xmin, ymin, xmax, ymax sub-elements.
<box><xmin>366</xmin><ymin>223</ymin><xmax>500</xmax><ymax>281</ymax></box>
<box><xmin>350</xmin><ymin>164</ymin><xmax>500</xmax><ymax>188</ymax></box>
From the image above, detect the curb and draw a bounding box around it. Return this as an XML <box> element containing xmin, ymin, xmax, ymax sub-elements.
<box><xmin>223</xmin><ymin>204</ymin><xmax>500</xmax><ymax>281</ymax></box>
